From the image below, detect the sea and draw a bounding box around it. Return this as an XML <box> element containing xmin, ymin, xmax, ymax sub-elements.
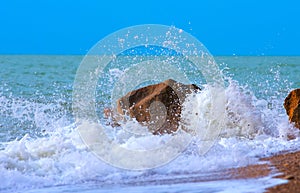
<box><xmin>0</xmin><ymin>55</ymin><xmax>300</xmax><ymax>193</ymax></box>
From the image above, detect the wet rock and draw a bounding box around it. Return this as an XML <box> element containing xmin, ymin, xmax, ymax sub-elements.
<box><xmin>284</xmin><ymin>89</ymin><xmax>300</xmax><ymax>129</ymax></box>
<box><xmin>116</xmin><ymin>79</ymin><xmax>200</xmax><ymax>134</ymax></box>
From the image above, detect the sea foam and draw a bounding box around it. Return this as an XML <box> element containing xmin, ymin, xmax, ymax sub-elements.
<box><xmin>0</xmin><ymin>80</ymin><xmax>299</xmax><ymax>192</ymax></box>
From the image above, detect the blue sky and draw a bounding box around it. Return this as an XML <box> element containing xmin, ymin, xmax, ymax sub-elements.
<box><xmin>0</xmin><ymin>0</ymin><xmax>299</xmax><ymax>55</ymax></box>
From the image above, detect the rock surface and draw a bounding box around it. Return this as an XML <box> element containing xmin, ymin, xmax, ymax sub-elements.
<box><xmin>284</xmin><ymin>89</ymin><xmax>300</xmax><ymax>129</ymax></box>
<box><xmin>117</xmin><ymin>79</ymin><xmax>200</xmax><ymax>134</ymax></box>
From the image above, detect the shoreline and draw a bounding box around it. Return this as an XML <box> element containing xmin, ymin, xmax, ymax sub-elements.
<box><xmin>224</xmin><ymin>150</ymin><xmax>300</xmax><ymax>192</ymax></box>
<box><xmin>264</xmin><ymin>151</ymin><xmax>300</xmax><ymax>192</ymax></box>
<box><xmin>115</xmin><ymin>151</ymin><xmax>299</xmax><ymax>191</ymax></box>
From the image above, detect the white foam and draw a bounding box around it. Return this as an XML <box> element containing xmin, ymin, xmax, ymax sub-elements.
<box><xmin>1</xmin><ymin>81</ymin><xmax>299</xmax><ymax>192</ymax></box>
<box><xmin>21</xmin><ymin>176</ymin><xmax>287</xmax><ymax>193</ymax></box>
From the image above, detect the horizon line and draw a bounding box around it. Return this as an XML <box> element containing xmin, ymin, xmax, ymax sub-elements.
<box><xmin>0</xmin><ymin>54</ymin><xmax>300</xmax><ymax>57</ymax></box>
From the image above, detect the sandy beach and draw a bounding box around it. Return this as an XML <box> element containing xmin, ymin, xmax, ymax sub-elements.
<box><xmin>224</xmin><ymin>150</ymin><xmax>300</xmax><ymax>192</ymax></box>
<box><xmin>264</xmin><ymin>151</ymin><xmax>300</xmax><ymax>192</ymax></box>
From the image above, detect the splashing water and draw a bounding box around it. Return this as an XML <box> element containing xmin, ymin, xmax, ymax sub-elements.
<box><xmin>0</xmin><ymin>55</ymin><xmax>300</xmax><ymax>191</ymax></box>
<box><xmin>0</xmin><ymin>55</ymin><xmax>300</xmax><ymax>192</ymax></box>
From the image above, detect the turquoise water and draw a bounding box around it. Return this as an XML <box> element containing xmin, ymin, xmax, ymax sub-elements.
<box><xmin>1</xmin><ymin>55</ymin><xmax>300</xmax><ymax>192</ymax></box>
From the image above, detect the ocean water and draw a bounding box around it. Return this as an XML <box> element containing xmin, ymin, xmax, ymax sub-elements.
<box><xmin>0</xmin><ymin>55</ymin><xmax>300</xmax><ymax>192</ymax></box>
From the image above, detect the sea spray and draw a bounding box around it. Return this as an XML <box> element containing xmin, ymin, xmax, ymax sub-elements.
<box><xmin>1</xmin><ymin>55</ymin><xmax>300</xmax><ymax>192</ymax></box>
<box><xmin>1</xmin><ymin>80</ymin><xmax>300</xmax><ymax>192</ymax></box>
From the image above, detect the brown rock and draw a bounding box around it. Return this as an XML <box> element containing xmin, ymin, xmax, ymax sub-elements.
<box><xmin>284</xmin><ymin>89</ymin><xmax>300</xmax><ymax>128</ymax></box>
<box><xmin>117</xmin><ymin>79</ymin><xmax>200</xmax><ymax>134</ymax></box>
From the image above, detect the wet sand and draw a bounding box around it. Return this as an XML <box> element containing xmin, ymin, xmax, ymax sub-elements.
<box><xmin>264</xmin><ymin>151</ymin><xmax>300</xmax><ymax>192</ymax></box>
<box><xmin>226</xmin><ymin>150</ymin><xmax>300</xmax><ymax>192</ymax></box>
<box><xmin>131</xmin><ymin>152</ymin><xmax>296</xmax><ymax>191</ymax></box>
